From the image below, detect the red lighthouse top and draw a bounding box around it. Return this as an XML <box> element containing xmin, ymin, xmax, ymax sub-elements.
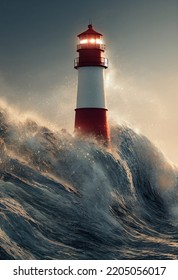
<box><xmin>74</xmin><ymin>24</ymin><xmax>108</xmax><ymax>69</ymax></box>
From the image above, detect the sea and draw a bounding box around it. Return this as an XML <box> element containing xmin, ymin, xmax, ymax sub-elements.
<box><xmin>0</xmin><ymin>107</ymin><xmax>178</xmax><ymax>260</ymax></box>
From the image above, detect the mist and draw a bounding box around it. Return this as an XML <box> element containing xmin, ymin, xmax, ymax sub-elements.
<box><xmin>0</xmin><ymin>59</ymin><xmax>177</xmax><ymax>166</ymax></box>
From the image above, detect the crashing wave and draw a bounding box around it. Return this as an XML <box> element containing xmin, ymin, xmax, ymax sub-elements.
<box><xmin>0</xmin><ymin>107</ymin><xmax>178</xmax><ymax>259</ymax></box>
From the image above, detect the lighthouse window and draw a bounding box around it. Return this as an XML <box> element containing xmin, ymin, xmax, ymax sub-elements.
<box><xmin>96</xmin><ymin>39</ymin><xmax>102</xmax><ymax>44</ymax></box>
<box><xmin>80</xmin><ymin>38</ymin><xmax>103</xmax><ymax>44</ymax></box>
<box><xmin>80</xmin><ymin>39</ymin><xmax>88</xmax><ymax>44</ymax></box>
<box><xmin>89</xmin><ymin>38</ymin><xmax>95</xmax><ymax>43</ymax></box>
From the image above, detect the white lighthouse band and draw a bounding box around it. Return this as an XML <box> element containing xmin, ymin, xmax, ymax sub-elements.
<box><xmin>76</xmin><ymin>66</ymin><xmax>107</xmax><ymax>109</ymax></box>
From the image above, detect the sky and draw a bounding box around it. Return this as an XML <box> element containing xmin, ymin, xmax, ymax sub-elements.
<box><xmin>0</xmin><ymin>0</ymin><xmax>178</xmax><ymax>165</ymax></box>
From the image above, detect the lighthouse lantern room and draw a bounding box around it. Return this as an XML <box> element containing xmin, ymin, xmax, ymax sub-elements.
<box><xmin>74</xmin><ymin>24</ymin><xmax>110</xmax><ymax>143</ymax></box>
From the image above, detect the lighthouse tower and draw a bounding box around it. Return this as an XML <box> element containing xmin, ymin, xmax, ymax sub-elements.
<box><xmin>74</xmin><ymin>24</ymin><xmax>110</xmax><ymax>143</ymax></box>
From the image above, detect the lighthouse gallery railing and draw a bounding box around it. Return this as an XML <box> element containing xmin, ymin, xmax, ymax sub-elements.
<box><xmin>74</xmin><ymin>57</ymin><xmax>108</xmax><ymax>68</ymax></box>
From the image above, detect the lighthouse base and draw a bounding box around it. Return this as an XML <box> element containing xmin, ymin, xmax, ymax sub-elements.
<box><xmin>74</xmin><ymin>108</ymin><xmax>110</xmax><ymax>142</ymax></box>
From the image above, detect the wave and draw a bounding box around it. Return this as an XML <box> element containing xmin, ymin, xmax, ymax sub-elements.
<box><xmin>0</xmin><ymin>107</ymin><xmax>178</xmax><ymax>259</ymax></box>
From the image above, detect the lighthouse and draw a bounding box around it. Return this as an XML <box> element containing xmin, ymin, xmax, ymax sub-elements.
<box><xmin>74</xmin><ymin>24</ymin><xmax>110</xmax><ymax>144</ymax></box>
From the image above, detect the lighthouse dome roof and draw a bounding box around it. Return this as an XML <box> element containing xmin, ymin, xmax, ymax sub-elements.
<box><xmin>78</xmin><ymin>24</ymin><xmax>102</xmax><ymax>37</ymax></box>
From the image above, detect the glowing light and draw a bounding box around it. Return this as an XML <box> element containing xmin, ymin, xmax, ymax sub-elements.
<box><xmin>80</xmin><ymin>38</ymin><xmax>103</xmax><ymax>45</ymax></box>
<box><xmin>90</xmin><ymin>38</ymin><xmax>95</xmax><ymax>43</ymax></box>
<box><xmin>96</xmin><ymin>39</ymin><xmax>103</xmax><ymax>44</ymax></box>
<box><xmin>80</xmin><ymin>39</ymin><xmax>88</xmax><ymax>44</ymax></box>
